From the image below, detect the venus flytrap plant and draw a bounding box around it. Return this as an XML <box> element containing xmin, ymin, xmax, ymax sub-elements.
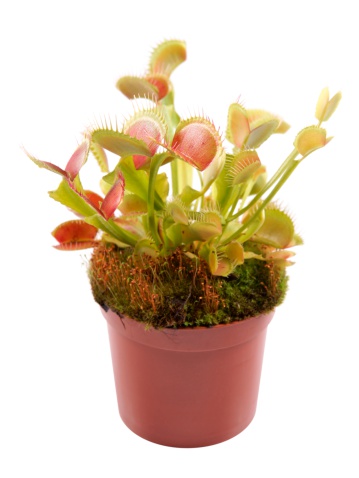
<box><xmin>26</xmin><ymin>40</ymin><xmax>341</xmax><ymax>327</ymax></box>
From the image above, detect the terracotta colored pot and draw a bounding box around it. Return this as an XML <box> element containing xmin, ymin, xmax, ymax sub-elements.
<box><xmin>101</xmin><ymin>307</ymin><xmax>274</xmax><ymax>448</ymax></box>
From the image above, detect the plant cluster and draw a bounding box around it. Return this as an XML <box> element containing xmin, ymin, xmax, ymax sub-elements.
<box><xmin>26</xmin><ymin>40</ymin><xmax>340</xmax><ymax>326</ymax></box>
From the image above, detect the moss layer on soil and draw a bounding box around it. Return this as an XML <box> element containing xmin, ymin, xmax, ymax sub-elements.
<box><xmin>89</xmin><ymin>243</ymin><xmax>288</xmax><ymax>328</ymax></box>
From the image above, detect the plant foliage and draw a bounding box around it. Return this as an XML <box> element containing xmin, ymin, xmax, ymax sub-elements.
<box><xmin>26</xmin><ymin>40</ymin><xmax>340</xmax><ymax>326</ymax></box>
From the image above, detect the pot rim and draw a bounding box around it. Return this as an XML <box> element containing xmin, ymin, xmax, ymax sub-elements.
<box><xmin>101</xmin><ymin>306</ymin><xmax>274</xmax><ymax>352</ymax></box>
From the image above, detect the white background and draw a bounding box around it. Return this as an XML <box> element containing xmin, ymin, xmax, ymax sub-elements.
<box><xmin>1</xmin><ymin>0</ymin><xmax>358</xmax><ymax>476</ymax></box>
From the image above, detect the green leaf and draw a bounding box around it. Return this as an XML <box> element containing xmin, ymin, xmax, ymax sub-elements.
<box><xmin>224</xmin><ymin>242</ymin><xmax>244</xmax><ymax>264</ymax></box>
<box><xmin>189</xmin><ymin>222</ymin><xmax>221</xmax><ymax>241</ymax></box>
<box><xmin>294</xmin><ymin>126</ymin><xmax>328</xmax><ymax>156</ymax></box>
<box><xmin>203</xmin><ymin>148</ymin><xmax>226</xmax><ymax>191</ymax></box>
<box><xmin>247</xmin><ymin>109</ymin><xmax>290</xmax><ymax>134</ymax></box>
<box><xmin>165</xmin><ymin>223</ymin><xmax>183</xmax><ymax>248</ymax></box>
<box><xmin>315</xmin><ymin>88</ymin><xmax>342</xmax><ymax>123</ymax></box>
<box><xmin>118</xmin><ymin>194</ymin><xmax>148</xmax><ymax>215</ymax></box>
<box><xmin>91</xmin><ymin>128</ymin><xmax>151</xmax><ymax>157</ymax></box>
<box><xmin>134</xmin><ymin>238</ymin><xmax>159</xmax><ymax>258</ymax></box>
<box><xmin>227</xmin><ymin>150</ymin><xmax>261</xmax><ymax>185</ymax></box>
<box><xmin>238</xmin><ymin>208</ymin><xmax>265</xmax><ymax>243</ymax></box>
<box><xmin>323</xmin><ymin>92</ymin><xmax>342</xmax><ymax>122</ymax></box>
<box><xmin>116</xmin><ymin>156</ymin><xmax>165</xmax><ymax>210</ymax></box>
<box><xmin>117</xmin><ymin>156</ymin><xmax>149</xmax><ymax>201</ymax></box>
<box><xmin>251</xmin><ymin>207</ymin><xmax>295</xmax><ymax>248</ymax></box>
<box><xmin>116</xmin><ymin>75</ymin><xmax>159</xmax><ymax>101</ymax></box>
<box><xmin>245</xmin><ymin>119</ymin><xmax>279</xmax><ymax>149</ymax></box>
<box><xmin>166</xmin><ymin>200</ymin><xmax>189</xmax><ymax>225</ymax></box>
<box><xmin>176</xmin><ymin>159</ymin><xmax>193</xmax><ymax>194</ymax></box>
<box><xmin>49</xmin><ymin>180</ymin><xmax>98</xmax><ymax>217</ymax></box>
<box><xmin>212</xmin><ymin>154</ymin><xmax>235</xmax><ymax>212</ymax></box>
<box><xmin>84</xmin><ymin>214</ymin><xmax>137</xmax><ymax>246</ymax></box>
<box><xmin>90</xmin><ymin>141</ymin><xmax>109</xmax><ymax>172</ymax></box>
<box><xmin>155</xmin><ymin>172</ymin><xmax>169</xmax><ymax>202</ymax></box>
<box><xmin>166</xmin><ymin>223</ymin><xmax>193</xmax><ymax>246</ymax></box>
<box><xmin>315</xmin><ymin>87</ymin><xmax>329</xmax><ymax>123</ymax></box>
<box><xmin>179</xmin><ymin>186</ymin><xmax>202</xmax><ymax>206</ymax></box>
<box><xmin>212</xmin><ymin>257</ymin><xmax>233</xmax><ymax>277</ymax></box>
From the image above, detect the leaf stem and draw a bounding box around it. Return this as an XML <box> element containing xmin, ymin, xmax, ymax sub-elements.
<box><xmin>222</xmin><ymin>158</ymin><xmax>300</xmax><ymax>246</ymax></box>
<box><xmin>148</xmin><ymin>153</ymin><xmax>169</xmax><ymax>247</ymax></box>
<box><xmin>227</xmin><ymin>148</ymin><xmax>299</xmax><ymax>222</ymax></box>
<box><xmin>171</xmin><ymin>159</ymin><xmax>179</xmax><ymax>196</ymax></box>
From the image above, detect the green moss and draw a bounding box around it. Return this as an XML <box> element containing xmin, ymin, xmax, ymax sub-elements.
<box><xmin>88</xmin><ymin>243</ymin><xmax>288</xmax><ymax>328</ymax></box>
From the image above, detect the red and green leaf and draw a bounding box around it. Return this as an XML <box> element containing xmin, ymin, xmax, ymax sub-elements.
<box><xmin>123</xmin><ymin>109</ymin><xmax>167</xmax><ymax>169</ymax></box>
<box><xmin>51</xmin><ymin>220</ymin><xmax>98</xmax><ymax>251</ymax></box>
<box><xmin>171</xmin><ymin>117</ymin><xmax>223</xmax><ymax>171</ymax></box>
<box><xmin>149</xmin><ymin>40</ymin><xmax>186</xmax><ymax>76</ymax></box>
<box><xmin>91</xmin><ymin>128</ymin><xmax>152</xmax><ymax>157</ymax></box>
<box><xmin>100</xmin><ymin>172</ymin><xmax>125</xmax><ymax>220</ymax></box>
<box><xmin>65</xmin><ymin>140</ymin><xmax>90</xmax><ymax>180</ymax></box>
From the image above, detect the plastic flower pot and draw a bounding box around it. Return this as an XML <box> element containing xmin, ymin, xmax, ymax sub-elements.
<box><xmin>101</xmin><ymin>307</ymin><xmax>274</xmax><ymax>448</ymax></box>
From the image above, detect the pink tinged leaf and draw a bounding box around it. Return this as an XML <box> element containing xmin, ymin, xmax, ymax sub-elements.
<box><xmin>25</xmin><ymin>149</ymin><xmax>68</xmax><ymax>177</ymax></box>
<box><xmin>100</xmin><ymin>172</ymin><xmax>125</xmax><ymax>220</ymax></box>
<box><xmin>145</xmin><ymin>73</ymin><xmax>169</xmax><ymax>100</ymax></box>
<box><xmin>149</xmin><ymin>40</ymin><xmax>187</xmax><ymax>76</ymax></box>
<box><xmin>265</xmin><ymin>250</ymin><xmax>296</xmax><ymax>260</ymax></box>
<box><xmin>171</xmin><ymin>118</ymin><xmax>222</xmax><ymax>171</ymax></box>
<box><xmin>53</xmin><ymin>241</ymin><xmax>99</xmax><ymax>251</ymax></box>
<box><xmin>226</xmin><ymin>104</ymin><xmax>250</xmax><ymax>149</ymax></box>
<box><xmin>124</xmin><ymin>111</ymin><xmax>167</xmax><ymax>169</ymax></box>
<box><xmin>294</xmin><ymin>126</ymin><xmax>328</xmax><ymax>156</ymax></box>
<box><xmin>132</xmin><ymin>155</ymin><xmax>150</xmax><ymax>170</ymax></box>
<box><xmin>65</xmin><ymin>140</ymin><xmax>90</xmax><ymax>180</ymax></box>
<box><xmin>51</xmin><ymin>220</ymin><xmax>98</xmax><ymax>250</ymax></box>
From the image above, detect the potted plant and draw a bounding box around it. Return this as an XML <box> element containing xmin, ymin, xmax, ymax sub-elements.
<box><xmin>26</xmin><ymin>40</ymin><xmax>341</xmax><ymax>448</ymax></box>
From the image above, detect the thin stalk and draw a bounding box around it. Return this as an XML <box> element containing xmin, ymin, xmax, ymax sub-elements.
<box><xmin>227</xmin><ymin>148</ymin><xmax>299</xmax><ymax>222</ymax></box>
<box><xmin>222</xmin><ymin>158</ymin><xmax>300</xmax><ymax>246</ymax></box>
<box><xmin>171</xmin><ymin>159</ymin><xmax>179</xmax><ymax>196</ymax></box>
<box><xmin>148</xmin><ymin>153</ymin><xmax>168</xmax><ymax>247</ymax></box>
<box><xmin>228</xmin><ymin>183</ymin><xmax>247</xmax><ymax>217</ymax></box>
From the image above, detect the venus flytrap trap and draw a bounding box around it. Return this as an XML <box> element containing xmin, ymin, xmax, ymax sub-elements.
<box><xmin>26</xmin><ymin>40</ymin><xmax>341</xmax><ymax>328</ymax></box>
